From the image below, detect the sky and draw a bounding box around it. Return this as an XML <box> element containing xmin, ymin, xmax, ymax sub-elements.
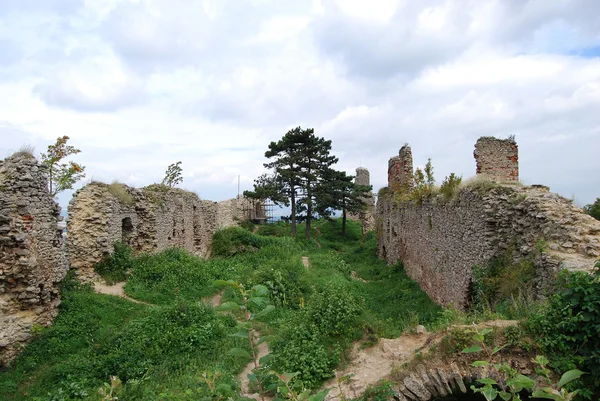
<box><xmin>1</xmin><ymin>0</ymin><xmax>599</xmax><ymax>211</ymax></box>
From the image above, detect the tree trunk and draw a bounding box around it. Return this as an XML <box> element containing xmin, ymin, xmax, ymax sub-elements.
<box><xmin>342</xmin><ymin>208</ymin><xmax>347</xmax><ymax>236</ymax></box>
<box><xmin>306</xmin><ymin>200</ymin><xmax>311</xmax><ymax>240</ymax></box>
<box><xmin>290</xmin><ymin>185</ymin><xmax>296</xmax><ymax>237</ymax></box>
<box><xmin>305</xmin><ymin>167</ymin><xmax>312</xmax><ymax>240</ymax></box>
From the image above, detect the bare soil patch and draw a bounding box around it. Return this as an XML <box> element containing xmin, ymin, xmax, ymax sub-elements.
<box><xmin>324</xmin><ymin>333</ymin><xmax>430</xmax><ymax>400</ymax></box>
<box><xmin>93</xmin><ymin>281</ymin><xmax>147</xmax><ymax>304</ymax></box>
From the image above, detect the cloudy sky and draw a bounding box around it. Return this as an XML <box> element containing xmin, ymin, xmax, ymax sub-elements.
<box><xmin>1</xmin><ymin>0</ymin><xmax>599</xmax><ymax>211</ymax></box>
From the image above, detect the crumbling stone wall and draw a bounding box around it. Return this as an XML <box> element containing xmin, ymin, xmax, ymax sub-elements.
<box><xmin>0</xmin><ymin>154</ymin><xmax>68</xmax><ymax>366</ymax></box>
<box><xmin>348</xmin><ymin>167</ymin><xmax>376</xmax><ymax>232</ymax></box>
<box><xmin>216</xmin><ymin>196</ymin><xmax>265</xmax><ymax>228</ymax></box>
<box><xmin>377</xmin><ymin>138</ymin><xmax>600</xmax><ymax>307</ymax></box>
<box><xmin>67</xmin><ymin>183</ymin><xmax>259</xmax><ymax>281</ymax></box>
<box><xmin>474</xmin><ymin>136</ymin><xmax>519</xmax><ymax>181</ymax></box>
<box><xmin>388</xmin><ymin>145</ymin><xmax>414</xmax><ymax>190</ymax></box>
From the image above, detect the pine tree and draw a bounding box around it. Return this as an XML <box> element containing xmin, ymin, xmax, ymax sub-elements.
<box><xmin>295</xmin><ymin>131</ymin><xmax>338</xmax><ymax>239</ymax></box>
<box><xmin>245</xmin><ymin>127</ymin><xmax>338</xmax><ymax>239</ymax></box>
<box><xmin>315</xmin><ymin>169</ymin><xmax>372</xmax><ymax>236</ymax></box>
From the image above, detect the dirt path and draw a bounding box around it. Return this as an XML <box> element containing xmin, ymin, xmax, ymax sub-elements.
<box><xmin>322</xmin><ymin>333</ymin><xmax>431</xmax><ymax>400</ymax></box>
<box><xmin>93</xmin><ymin>282</ymin><xmax>148</xmax><ymax>304</ymax></box>
<box><xmin>313</xmin><ymin>227</ymin><xmax>322</xmax><ymax>248</ymax></box>
<box><xmin>209</xmin><ymin>291</ymin><xmax>223</xmax><ymax>307</ymax></box>
<box><xmin>239</xmin><ymin>341</ymin><xmax>271</xmax><ymax>400</ymax></box>
<box><xmin>209</xmin><ymin>290</ymin><xmax>272</xmax><ymax>400</ymax></box>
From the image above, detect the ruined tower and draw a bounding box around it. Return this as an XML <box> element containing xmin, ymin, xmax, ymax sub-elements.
<box><xmin>0</xmin><ymin>154</ymin><xmax>68</xmax><ymax>365</ymax></box>
<box><xmin>388</xmin><ymin>144</ymin><xmax>414</xmax><ymax>190</ymax></box>
<box><xmin>349</xmin><ymin>167</ymin><xmax>375</xmax><ymax>232</ymax></box>
<box><xmin>474</xmin><ymin>137</ymin><xmax>519</xmax><ymax>182</ymax></box>
<box><xmin>355</xmin><ymin>167</ymin><xmax>370</xmax><ymax>187</ymax></box>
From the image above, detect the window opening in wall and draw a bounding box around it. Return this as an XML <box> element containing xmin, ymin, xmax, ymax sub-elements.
<box><xmin>122</xmin><ymin>217</ymin><xmax>134</xmax><ymax>244</ymax></box>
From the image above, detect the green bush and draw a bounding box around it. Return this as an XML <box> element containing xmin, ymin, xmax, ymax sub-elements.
<box><xmin>212</xmin><ymin>227</ymin><xmax>263</xmax><ymax>257</ymax></box>
<box><xmin>307</xmin><ymin>280</ymin><xmax>362</xmax><ymax>337</ymax></box>
<box><xmin>94</xmin><ymin>242</ymin><xmax>135</xmax><ymax>284</ymax></box>
<box><xmin>97</xmin><ymin>302</ymin><xmax>235</xmax><ymax>381</ymax></box>
<box><xmin>470</xmin><ymin>250</ymin><xmax>536</xmax><ymax>314</ymax></box>
<box><xmin>584</xmin><ymin>198</ymin><xmax>600</xmax><ymax>220</ymax></box>
<box><xmin>239</xmin><ymin>219</ymin><xmax>255</xmax><ymax>232</ymax></box>
<box><xmin>439</xmin><ymin>173</ymin><xmax>462</xmax><ymax>200</ymax></box>
<box><xmin>248</xmin><ymin>260</ymin><xmax>307</xmax><ymax>309</ymax></box>
<box><xmin>269</xmin><ymin>321</ymin><xmax>336</xmax><ymax>389</ymax></box>
<box><xmin>527</xmin><ymin>262</ymin><xmax>600</xmax><ymax>399</ymax></box>
<box><xmin>357</xmin><ymin>379</ymin><xmax>396</xmax><ymax>401</ymax></box>
<box><xmin>126</xmin><ymin>248</ymin><xmax>239</xmax><ymax>304</ymax></box>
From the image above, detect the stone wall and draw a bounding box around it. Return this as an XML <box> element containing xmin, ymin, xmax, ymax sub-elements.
<box><xmin>377</xmin><ymin>138</ymin><xmax>600</xmax><ymax>307</ymax></box>
<box><xmin>388</xmin><ymin>145</ymin><xmax>414</xmax><ymax>191</ymax></box>
<box><xmin>67</xmin><ymin>183</ymin><xmax>259</xmax><ymax>281</ymax></box>
<box><xmin>0</xmin><ymin>154</ymin><xmax>68</xmax><ymax>366</ymax></box>
<box><xmin>474</xmin><ymin>136</ymin><xmax>519</xmax><ymax>182</ymax></box>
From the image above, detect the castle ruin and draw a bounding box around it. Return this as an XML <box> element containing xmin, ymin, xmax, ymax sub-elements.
<box><xmin>0</xmin><ymin>154</ymin><xmax>68</xmax><ymax>365</ymax></box>
<box><xmin>67</xmin><ymin>183</ymin><xmax>264</xmax><ymax>281</ymax></box>
<box><xmin>474</xmin><ymin>136</ymin><xmax>519</xmax><ymax>182</ymax></box>
<box><xmin>377</xmin><ymin>137</ymin><xmax>600</xmax><ymax>307</ymax></box>
<box><xmin>348</xmin><ymin>167</ymin><xmax>376</xmax><ymax>232</ymax></box>
<box><xmin>388</xmin><ymin>145</ymin><xmax>414</xmax><ymax>190</ymax></box>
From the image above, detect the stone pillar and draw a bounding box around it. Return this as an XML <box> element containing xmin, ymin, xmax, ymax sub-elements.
<box><xmin>0</xmin><ymin>153</ymin><xmax>68</xmax><ymax>366</ymax></box>
<box><xmin>355</xmin><ymin>167</ymin><xmax>370</xmax><ymax>187</ymax></box>
<box><xmin>474</xmin><ymin>136</ymin><xmax>519</xmax><ymax>182</ymax></box>
<box><xmin>388</xmin><ymin>144</ymin><xmax>414</xmax><ymax>190</ymax></box>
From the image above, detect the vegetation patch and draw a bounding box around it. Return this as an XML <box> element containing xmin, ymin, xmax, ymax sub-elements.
<box><xmin>94</xmin><ymin>241</ymin><xmax>135</xmax><ymax>284</ymax></box>
<box><xmin>106</xmin><ymin>181</ymin><xmax>133</xmax><ymax>205</ymax></box>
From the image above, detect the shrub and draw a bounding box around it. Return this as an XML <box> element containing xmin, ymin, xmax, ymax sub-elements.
<box><xmin>238</xmin><ymin>219</ymin><xmax>255</xmax><ymax>232</ymax></box>
<box><xmin>248</xmin><ymin>261</ymin><xmax>307</xmax><ymax>309</ymax></box>
<box><xmin>307</xmin><ymin>280</ymin><xmax>362</xmax><ymax>337</ymax></box>
<box><xmin>94</xmin><ymin>242</ymin><xmax>135</xmax><ymax>284</ymax></box>
<box><xmin>584</xmin><ymin>198</ymin><xmax>600</xmax><ymax>220</ymax></box>
<box><xmin>469</xmin><ymin>249</ymin><xmax>536</xmax><ymax>314</ymax></box>
<box><xmin>97</xmin><ymin>302</ymin><xmax>232</xmax><ymax>381</ymax></box>
<box><xmin>527</xmin><ymin>262</ymin><xmax>600</xmax><ymax>399</ymax></box>
<box><xmin>212</xmin><ymin>227</ymin><xmax>263</xmax><ymax>257</ymax></box>
<box><xmin>269</xmin><ymin>321</ymin><xmax>336</xmax><ymax>389</ymax></box>
<box><xmin>439</xmin><ymin>173</ymin><xmax>462</xmax><ymax>200</ymax></box>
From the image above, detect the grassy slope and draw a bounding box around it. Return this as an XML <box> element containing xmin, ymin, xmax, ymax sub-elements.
<box><xmin>0</xmin><ymin>219</ymin><xmax>444</xmax><ymax>400</ymax></box>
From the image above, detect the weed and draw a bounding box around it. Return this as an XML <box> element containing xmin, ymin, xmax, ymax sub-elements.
<box><xmin>107</xmin><ymin>181</ymin><xmax>133</xmax><ymax>206</ymax></box>
<box><xmin>439</xmin><ymin>172</ymin><xmax>462</xmax><ymax>200</ymax></box>
<box><xmin>11</xmin><ymin>145</ymin><xmax>36</xmax><ymax>159</ymax></box>
<box><xmin>94</xmin><ymin>242</ymin><xmax>135</xmax><ymax>284</ymax></box>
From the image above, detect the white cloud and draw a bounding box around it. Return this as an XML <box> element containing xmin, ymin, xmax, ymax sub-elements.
<box><xmin>0</xmin><ymin>0</ymin><xmax>599</xmax><ymax>210</ymax></box>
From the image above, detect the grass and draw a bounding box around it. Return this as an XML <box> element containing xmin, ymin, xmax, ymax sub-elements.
<box><xmin>107</xmin><ymin>181</ymin><xmax>133</xmax><ymax>205</ymax></box>
<box><xmin>0</xmin><ymin>274</ymin><xmax>248</xmax><ymax>400</ymax></box>
<box><xmin>1</xmin><ymin>218</ymin><xmax>451</xmax><ymax>399</ymax></box>
<box><xmin>10</xmin><ymin>145</ymin><xmax>36</xmax><ymax>159</ymax></box>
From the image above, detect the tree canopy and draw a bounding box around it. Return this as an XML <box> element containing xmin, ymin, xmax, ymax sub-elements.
<box><xmin>40</xmin><ymin>136</ymin><xmax>86</xmax><ymax>197</ymax></box>
<box><xmin>246</xmin><ymin>127</ymin><xmax>348</xmax><ymax>239</ymax></box>
<box><xmin>584</xmin><ymin>198</ymin><xmax>600</xmax><ymax>221</ymax></box>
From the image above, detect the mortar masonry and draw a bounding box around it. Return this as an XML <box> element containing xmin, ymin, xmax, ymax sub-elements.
<box><xmin>67</xmin><ymin>182</ymin><xmax>262</xmax><ymax>282</ymax></box>
<box><xmin>377</xmin><ymin>139</ymin><xmax>600</xmax><ymax>307</ymax></box>
<box><xmin>0</xmin><ymin>154</ymin><xmax>68</xmax><ymax>366</ymax></box>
